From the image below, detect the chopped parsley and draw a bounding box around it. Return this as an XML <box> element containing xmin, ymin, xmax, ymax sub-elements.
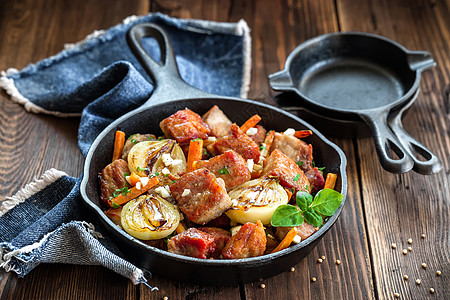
<box><xmin>259</xmin><ymin>145</ymin><xmax>266</xmax><ymax>150</ymax></box>
<box><xmin>218</xmin><ymin>167</ymin><xmax>230</xmax><ymax>175</ymax></box>
<box><xmin>111</xmin><ymin>202</ymin><xmax>120</xmax><ymax>209</ymax></box>
<box><xmin>317</xmin><ymin>166</ymin><xmax>326</xmax><ymax>171</ymax></box>
<box><xmin>192</xmin><ymin>138</ymin><xmax>202</xmax><ymax>141</ymax></box>
<box><xmin>123</xmin><ymin>172</ymin><xmax>129</xmax><ymax>177</ymax></box>
<box><xmin>136</xmin><ymin>166</ymin><xmax>149</xmax><ymax>171</ymax></box>
<box><xmin>293</xmin><ymin>174</ymin><xmax>301</xmax><ymax>181</ymax></box>
<box><xmin>130</xmin><ymin>138</ymin><xmax>137</xmax><ymax>144</ymax></box>
<box><xmin>113</xmin><ymin>186</ymin><xmax>131</xmax><ymax>197</ymax></box>
<box><xmin>296</xmin><ymin>160</ymin><xmax>304</xmax><ymax>167</ymax></box>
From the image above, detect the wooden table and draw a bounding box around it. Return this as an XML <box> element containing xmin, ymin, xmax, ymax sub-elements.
<box><xmin>0</xmin><ymin>0</ymin><xmax>448</xmax><ymax>299</ymax></box>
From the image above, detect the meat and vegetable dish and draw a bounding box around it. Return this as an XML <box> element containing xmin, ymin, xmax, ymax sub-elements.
<box><xmin>99</xmin><ymin>105</ymin><xmax>343</xmax><ymax>260</ymax></box>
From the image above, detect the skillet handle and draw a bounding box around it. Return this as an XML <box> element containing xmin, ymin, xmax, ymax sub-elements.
<box><xmin>359</xmin><ymin>110</ymin><xmax>414</xmax><ymax>174</ymax></box>
<box><xmin>407</xmin><ymin>51</ymin><xmax>436</xmax><ymax>72</ymax></box>
<box><xmin>387</xmin><ymin>97</ymin><xmax>442</xmax><ymax>175</ymax></box>
<box><xmin>127</xmin><ymin>23</ymin><xmax>212</xmax><ymax>105</ymax></box>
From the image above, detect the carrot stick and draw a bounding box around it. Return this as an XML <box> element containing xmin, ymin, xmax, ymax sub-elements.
<box><xmin>176</xmin><ymin>223</ymin><xmax>186</xmax><ymax>234</ymax></box>
<box><xmin>263</xmin><ymin>130</ymin><xmax>275</xmax><ymax>152</ymax></box>
<box><xmin>240</xmin><ymin>114</ymin><xmax>262</xmax><ymax>133</ymax></box>
<box><xmin>108</xmin><ymin>176</ymin><xmax>159</xmax><ymax>207</ymax></box>
<box><xmin>186</xmin><ymin>139</ymin><xmax>203</xmax><ymax>173</ymax></box>
<box><xmin>112</xmin><ymin>130</ymin><xmax>126</xmax><ymax>162</ymax></box>
<box><xmin>324</xmin><ymin>173</ymin><xmax>337</xmax><ymax>190</ymax></box>
<box><xmin>294</xmin><ymin>130</ymin><xmax>313</xmax><ymax>139</ymax></box>
<box><xmin>271</xmin><ymin>227</ymin><xmax>297</xmax><ymax>254</ymax></box>
<box><xmin>284</xmin><ymin>187</ymin><xmax>293</xmax><ymax>201</ymax></box>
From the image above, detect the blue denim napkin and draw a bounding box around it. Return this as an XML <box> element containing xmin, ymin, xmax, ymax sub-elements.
<box><xmin>0</xmin><ymin>13</ymin><xmax>251</xmax><ymax>287</ymax></box>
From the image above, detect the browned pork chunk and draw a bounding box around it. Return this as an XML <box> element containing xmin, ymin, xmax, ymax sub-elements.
<box><xmin>275</xmin><ymin>222</ymin><xmax>318</xmax><ymax>242</ymax></box>
<box><xmin>167</xmin><ymin>228</ymin><xmax>215</xmax><ymax>259</ymax></box>
<box><xmin>221</xmin><ymin>221</ymin><xmax>266</xmax><ymax>259</ymax></box>
<box><xmin>121</xmin><ymin>133</ymin><xmax>156</xmax><ymax>160</ymax></box>
<box><xmin>305</xmin><ymin>167</ymin><xmax>325</xmax><ymax>194</ymax></box>
<box><xmin>169</xmin><ymin>168</ymin><xmax>232</xmax><ymax>224</ymax></box>
<box><xmin>99</xmin><ymin>159</ymin><xmax>130</xmax><ymax>207</ymax></box>
<box><xmin>198</xmin><ymin>227</ymin><xmax>231</xmax><ymax>258</ymax></box>
<box><xmin>195</xmin><ymin>150</ymin><xmax>251</xmax><ymax>190</ymax></box>
<box><xmin>270</xmin><ymin>133</ymin><xmax>313</xmax><ymax>172</ymax></box>
<box><xmin>160</xmin><ymin>108</ymin><xmax>211</xmax><ymax>145</ymax></box>
<box><xmin>211</xmin><ymin>124</ymin><xmax>260</xmax><ymax>162</ymax></box>
<box><xmin>202</xmin><ymin>105</ymin><xmax>232</xmax><ymax>137</ymax></box>
<box><xmin>262</xmin><ymin>149</ymin><xmax>310</xmax><ymax>193</ymax></box>
<box><xmin>249</xmin><ymin>125</ymin><xmax>267</xmax><ymax>144</ymax></box>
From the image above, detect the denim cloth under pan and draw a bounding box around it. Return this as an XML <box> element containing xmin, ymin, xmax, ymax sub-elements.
<box><xmin>0</xmin><ymin>13</ymin><xmax>251</xmax><ymax>286</ymax></box>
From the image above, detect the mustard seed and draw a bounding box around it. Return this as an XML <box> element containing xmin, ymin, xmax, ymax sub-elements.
<box><xmin>421</xmin><ymin>234</ymin><xmax>425</xmax><ymax>238</ymax></box>
<box><xmin>311</xmin><ymin>277</ymin><xmax>317</xmax><ymax>282</ymax></box>
<box><xmin>430</xmin><ymin>288</ymin><xmax>435</xmax><ymax>294</ymax></box>
<box><xmin>422</xmin><ymin>263</ymin><xmax>427</xmax><ymax>269</ymax></box>
<box><xmin>163</xmin><ymin>297</ymin><xmax>168</xmax><ymax>300</ymax></box>
<box><xmin>391</xmin><ymin>243</ymin><xmax>397</xmax><ymax>249</ymax></box>
<box><xmin>317</xmin><ymin>258</ymin><xmax>323</xmax><ymax>263</ymax></box>
<box><xmin>408</xmin><ymin>247</ymin><xmax>412</xmax><ymax>251</ymax></box>
<box><xmin>416</xmin><ymin>279</ymin><xmax>421</xmax><ymax>285</ymax></box>
<box><xmin>336</xmin><ymin>259</ymin><xmax>341</xmax><ymax>265</ymax></box>
<box><xmin>407</xmin><ymin>238</ymin><xmax>412</xmax><ymax>244</ymax></box>
<box><xmin>436</xmin><ymin>270</ymin><xmax>441</xmax><ymax>276</ymax></box>
<box><xmin>321</xmin><ymin>255</ymin><xmax>326</xmax><ymax>260</ymax></box>
<box><xmin>290</xmin><ymin>267</ymin><xmax>295</xmax><ymax>272</ymax></box>
<box><xmin>402</xmin><ymin>249</ymin><xmax>408</xmax><ymax>255</ymax></box>
<box><xmin>260</xmin><ymin>283</ymin><xmax>266</xmax><ymax>289</ymax></box>
<box><xmin>394</xmin><ymin>293</ymin><xmax>400</xmax><ymax>298</ymax></box>
<box><xmin>404</xmin><ymin>275</ymin><xmax>408</xmax><ymax>280</ymax></box>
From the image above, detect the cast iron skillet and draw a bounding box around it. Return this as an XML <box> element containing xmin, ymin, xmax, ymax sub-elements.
<box><xmin>269</xmin><ymin>32</ymin><xmax>442</xmax><ymax>174</ymax></box>
<box><xmin>80</xmin><ymin>23</ymin><xmax>347</xmax><ymax>285</ymax></box>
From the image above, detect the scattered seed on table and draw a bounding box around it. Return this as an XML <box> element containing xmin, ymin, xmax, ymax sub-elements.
<box><xmin>290</xmin><ymin>267</ymin><xmax>295</xmax><ymax>272</ymax></box>
<box><xmin>321</xmin><ymin>255</ymin><xmax>326</xmax><ymax>260</ymax></box>
<box><xmin>416</xmin><ymin>279</ymin><xmax>421</xmax><ymax>285</ymax></box>
<box><xmin>430</xmin><ymin>288</ymin><xmax>435</xmax><ymax>294</ymax></box>
<box><xmin>391</xmin><ymin>243</ymin><xmax>397</xmax><ymax>249</ymax></box>
<box><xmin>408</xmin><ymin>247</ymin><xmax>412</xmax><ymax>251</ymax></box>
<box><xmin>421</xmin><ymin>234</ymin><xmax>425</xmax><ymax>238</ymax></box>
<box><xmin>407</xmin><ymin>238</ymin><xmax>413</xmax><ymax>244</ymax></box>
<box><xmin>336</xmin><ymin>260</ymin><xmax>341</xmax><ymax>265</ymax></box>
<box><xmin>311</xmin><ymin>277</ymin><xmax>317</xmax><ymax>282</ymax></box>
<box><xmin>317</xmin><ymin>258</ymin><xmax>323</xmax><ymax>263</ymax></box>
<box><xmin>163</xmin><ymin>297</ymin><xmax>168</xmax><ymax>300</ymax></box>
<box><xmin>394</xmin><ymin>292</ymin><xmax>400</xmax><ymax>298</ymax></box>
<box><xmin>260</xmin><ymin>283</ymin><xmax>266</xmax><ymax>289</ymax></box>
<box><xmin>404</xmin><ymin>275</ymin><xmax>408</xmax><ymax>280</ymax></box>
<box><xmin>422</xmin><ymin>263</ymin><xmax>427</xmax><ymax>269</ymax></box>
<box><xmin>402</xmin><ymin>249</ymin><xmax>408</xmax><ymax>255</ymax></box>
<box><xmin>436</xmin><ymin>270</ymin><xmax>441</xmax><ymax>276</ymax></box>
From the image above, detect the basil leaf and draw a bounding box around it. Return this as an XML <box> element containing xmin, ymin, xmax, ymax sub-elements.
<box><xmin>271</xmin><ymin>204</ymin><xmax>304</xmax><ymax>227</ymax></box>
<box><xmin>303</xmin><ymin>208</ymin><xmax>323</xmax><ymax>227</ymax></box>
<box><xmin>310</xmin><ymin>188</ymin><xmax>343</xmax><ymax>216</ymax></box>
<box><xmin>296</xmin><ymin>191</ymin><xmax>313</xmax><ymax>211</ymax></box>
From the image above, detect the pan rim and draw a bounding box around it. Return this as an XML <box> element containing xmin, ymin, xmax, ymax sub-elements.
<box><xmin>80</xmin><ymin>96</ymin><xmax>347</xmax><ymax>267</ymax></box>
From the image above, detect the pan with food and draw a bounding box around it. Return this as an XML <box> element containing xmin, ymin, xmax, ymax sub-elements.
<box><xmin>80</xmin><ymin>23</ymin><xmax>347</xmax><ymax>285</ymax></box>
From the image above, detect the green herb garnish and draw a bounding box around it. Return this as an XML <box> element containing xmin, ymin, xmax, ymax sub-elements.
<box><xmin>218</xmin><ymin>167</ymin><xmax>230</xmax><ymax>174</ymax></box>
<box><xmin>317</xmin><ymin>167</ymin><xmax>326</xmax><ymax>171</ymax></box>
<box><xmin>111</xmin><ymin>202</ymin><xmax>120</xmax><ymax>209</ymax></box>
<box><xmin>259</xmin><ymin>145</ymin><xmax>266</xmax><ymax>150</ymax></box>
<box><xmin>271</xmin><ymin>189</ymin><xmax>343</xmax><ymax>227</ymax></box>
<box><xmin>136</xmin><ymin>166</ymin><xmax>148</xmax><ymax>171</ymax></box>
<box><xmin>192</xmin><ymin>138</ymin><xmax>202</xmax><ymax>141</ymax></box>
<box><xmin>296</xmin><ymin>160</ymin><xmax>304</xmax><ymax>167</ymax></box>
<box><xmin>293</xmin><ymin>174</ymin><xmax>301</xmax><ymax>181</ymax></box>
<box><xmin>114</xmin><ymin>186</ymin><xmax>131</xmax><ymax>197</ymax></box>
<box><xmin>123</xmin><ymin>172</ymin><xmax>129</xmax><ymax>177</ymax></box>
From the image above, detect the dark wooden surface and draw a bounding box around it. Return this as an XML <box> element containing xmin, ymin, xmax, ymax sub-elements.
<box><xmin>0</xmin><ymin>0</ymin><xmax>448</xmax><ymax>299</ymax></box>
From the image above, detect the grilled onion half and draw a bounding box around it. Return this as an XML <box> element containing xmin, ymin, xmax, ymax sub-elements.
<box><xmin>127</xmin><ymin>140</ymin><xmax>186</xmax><ymax>176</ymax></box>
<box><xmin>121</xmin><ymin>194</ymin><xmax>181</xmax><ymax>240</ymax></box>
<box><xmin>226</xmin><ymin>178</ymin><xmax>289</xmax><ymax>225</ymax></box>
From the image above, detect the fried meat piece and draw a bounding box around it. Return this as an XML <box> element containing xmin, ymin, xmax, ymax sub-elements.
<box><xmin>169</xmin><ymin>168</ymin><xmax>232</xmax><ymax>224</ymax></box>
<box><xmin>202</xmin><ymin>105</ymin><xmax>232</xmax><ymax>138</ymax></box>
<box><xmin>262</xmin><ymin>149</ymin><xmax>310</xmax><ymax>193</ymax></box>
<box><xmin>275</xmin><ymin>222</ymin><xmax>318</xmax><ymax>242</ymax></box>
<box><xmin>211</xmin><ymin>124</ymin><xmax>260</xmax><ymax>162</ymax></box>
<box><xmin>198</xmin><ymin>227</ymin><xmax>231</xmax><ymax>258</ymax></box>
<box><xmin>221</xmin><ymin>221</ymin><xmax>266</xmax><ymax>259</ymax></box>
<box><xmin>167</xmin><ymin>228</ymin><xmax>215</xmax><ymax>259</ymax></box>
<box><xmin>305</xmin><ymin>167</ymin><xmax>325</xmax><ymax>194</ymax></box>
<box><xmin>249</xmin><ymin>125</ymin><xmax>267</xmax><ymax>144</ymax></box>
<box><xmin>121</xmin><ymin>133</ymin><xmax>156</xmax><ymax>160</ymax></box>
<box><xmin>270</xmin><ymin>133</ymin><xmax>313</xmax><ymax>172</ymax></box>
<box><xmin>195</xmin><ymin>150</ymin><xmax>251</xmax><ymax>190</ymax></box>
<box><xmin>99</xmin><ymin>159</ymin><xmax>130</xmax><ymax>207</ymax></box>
<box><xmin>160</xmin><ymin>108</ymin><xmax>211</xmax><ymax>145</ymax></box>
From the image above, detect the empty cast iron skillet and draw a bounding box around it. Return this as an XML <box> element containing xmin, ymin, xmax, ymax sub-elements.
<box><xmin>269</xmin><ymin>32</ymin><xmax>442</xmax><ymax>174</ymax></box>
<box><xmin>80</xmin><ymin>23</ymin><xmax>347</xmax><ymax>285</ymax></box>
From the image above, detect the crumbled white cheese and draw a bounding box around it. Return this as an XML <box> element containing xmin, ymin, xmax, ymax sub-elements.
<box><xmin>125</xmin><ymin>175</ymin><xmax>131</xmax><ymax>185</ymax></box>
<box><xmin>284</xmin><ymin>128</ymin><xmax>295</xmax><ymax>136</ymax></box>
<box><xmin>161</xmin><ymin>167</ymin><xmax>170</xmax><ymax>175</ymax></box>
<box><xmin>171</xmin><ymin>159</ymin><xmax>183</xmax><ymax>166</ymax></box>
<box><xmin>155</xmin><ymin>186</ymin><xmax>170</xmax><ymax>198</ymax></box>
<box><xmin>207</xmin><ymin>136</ymin><xmax>217</xmax><ymax>142</ymax></box>
<box><xmin>161</xmin><ymin>153</ymin><xmax>173</xmax><ymax>166</ymax></box>
<box><xmin>292</xmin><ymin>235</ymin><xmax>301</xmax><ymax>244</ymax></box>
<box><xmin>135</xmin><ymin>182</ymin><xmax>142</xmax><ymax>190</ymax></box>
<box><xmin>164</xmin><ymin>185</ymin><xmax>171</xmax><ymax>194</ymax></box>
<box><xmin>231</xmin><ymin>199</ymin><xmax>239</xmax><ymax>207</ymax></box>
<box><xmin>247</xmin><ymin>159</ymin><xmax>254</xmax><ymax>172</ymax></box>
<box><xmin>246</xmin><ymin>127</ymin><xmax>258</xmax><ymax>136</ymax></box>
<box><xmin>182</xmin><ymin>189</ymin><xmax>191</xmax><ymax>197</ymax></box>
<box><xmin>139</xmin><ymin>176</ymin><xmax>149</xmax><ymax>187</ymax></box>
